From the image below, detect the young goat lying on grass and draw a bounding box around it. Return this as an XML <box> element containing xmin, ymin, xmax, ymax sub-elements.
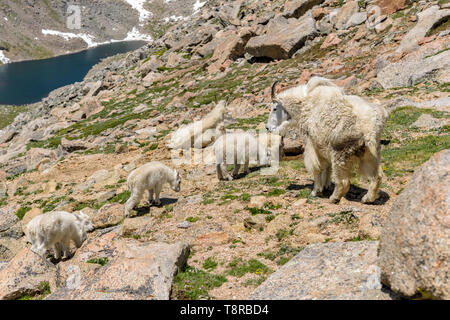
<box><xmin>124</xmin><ymin>161</ymin><xmax>181</xmax><ymax>217</ymax></box>
<box><xmin>25</xmin><ymin>211</ymin><xmax>93</xmax><ymax>260</ymax></box>
<box><xmin>168</xmin><ymin>100</ymin><xmax>227</xmax><ymax>149</ymax></box>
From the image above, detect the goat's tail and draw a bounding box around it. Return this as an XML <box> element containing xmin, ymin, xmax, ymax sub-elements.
<box><xmin>306</xmin><ymin>76</ymin><xmax>339</xmax><ymax>95</ymax></box>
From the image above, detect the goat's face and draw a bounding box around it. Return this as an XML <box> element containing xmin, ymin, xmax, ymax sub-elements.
<box><xmin>266</xmin><ymin>81</ymin><xmax>291</xmax><ymax>132</ymax></box>
<box><xmin>171</xmin><ymin>170</ymin><xmax>181</xmax><ymax>192</ymax></box>
<box><xmin>266</xmin><ymin>101</ymin><xmax>290</xmax><ymax>132</ymax></box>
<box><xmin>77</xmin><ymin>211</ymin><xmax>94</xmax><ymax>232</ymax></box>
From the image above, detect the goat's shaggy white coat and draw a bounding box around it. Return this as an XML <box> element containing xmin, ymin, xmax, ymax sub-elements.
<box><xmin>269</xmin><ymin>77</ymin><xmax>388</xmax><ymax>203</ymax></box>
<box><xmin>168</xmin><ymin>100</ymin><xmax>226</xmax><ymax>149</ymax></box>
<box><xmin>125</xmin><ymin>161</ymin><xmax>181</xmax><ymax>217</ymax></box>
<box><xmin>25</xmin><ymin>211</ymin><xmax>93</xmax><ymax>259</ymax></box>
<box><xmin>214</xmin><ymin>129</ymin><xmax>283</xmax><ymax>180</ymax></box>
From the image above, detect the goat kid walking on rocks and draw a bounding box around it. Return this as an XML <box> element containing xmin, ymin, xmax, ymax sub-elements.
<box><xmin>125</xmin><ymin>161</ymin><xmax>182</xmax><ymax>217</ymax></box>
<box><xmin>25</xmin><ymin>211</ymin><xmax>93</xmax><ymax>260</ymax></box>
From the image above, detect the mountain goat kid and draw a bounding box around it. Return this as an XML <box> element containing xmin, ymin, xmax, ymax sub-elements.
<box><xmin>168</xmin><ymin>100</ymin><xmax>227</xmax><ymax>149</ymax></box>
<box><xmin>124</xmin><ymin>161</ymin><xmax>181</xmax><ymax>217</ymax></box>
<box><xmin>25</xmin><ymin>211</ymin><xmax>93</xmax><ymax>260</ymax></box>
<box><xmin>266</xmin><ymin>77</ymin><xmax>388</xmax><ymax>204</ymax></box>
<box><xmin>214</xmin><ymin>127</ymin><xmax>284</xmax><ymax>180</ymax></box>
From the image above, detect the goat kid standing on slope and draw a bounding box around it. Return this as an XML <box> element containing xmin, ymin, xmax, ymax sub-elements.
<box><xmin>125</xmin><ymin>161</ymin><xmax>181</xmax><ymax>217</ymax></box>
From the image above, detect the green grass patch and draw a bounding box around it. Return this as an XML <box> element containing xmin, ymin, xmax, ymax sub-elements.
<box><xmin>202</xmin><ymin>257</ymin><xmax>218</xmax><ymax>271</ymax></box>
<box><xmin>16</xmin><ymin>281</ymin><xmax>51</xmax><ymax>300</ymax></box>
<box><xmin>15</xmin><ymin>207</ymin><xmax>31</xmax><ymax>220</ymax></box>
<box><xmin>226</xmin><ymin>258</ymin><xmax>270</xmax><ymax>277</ymax></box>
<box><xmin>172</xmin><ymin>266</ymin><xmax>227</xmax><ymax>300</ymax></box>
<box><xmin>328</xmin><ymin>210</ymin><xmax>358</xmax><ymax>225</ymax></box>
<box><xmin>86</xmin><ymin>257</ymin><xmax>109</xmax><ymax>266</ymax></box>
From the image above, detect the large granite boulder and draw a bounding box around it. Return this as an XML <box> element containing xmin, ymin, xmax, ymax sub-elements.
<box><xmin>207</xmin><ymin>27</ymin><xmax>256</xmax><ymax>73</ymax></box>
<box><xmin>249</xmin><ymin>241</ymin><xmax>397</xmax><ymax>300</ymax></box>
<box><xmin>245</xmin><ymin>14</ymin><xmax>317</xmax><ymax>60</ymax></box>
<box><xmin>397</xmin><ymin>6</ymin><xmax>450</xmax><ymax>53</ymax></box>
<box><xmin>283</xmin><ymin>0</ymin><xmax>325</xmax><ymax>19</ymax></box>
<box><xmin>0</xmin><ymin>248</ymin><xmax>57</xmax><ymax>300</ymax></box>
<box><xmin>378</xmin><ymin>149</ymin><xmax>449</xmax><ymax>299</ymax></box>
<box><xmin>377</xmin><ymin>49</ymin><xmax>450</xmax><ymax>89</ymax></box>
<box><xmin>46</xmin><ymin>229</ymin><xmax>190</xmax><ymax>300</ymax></box>
<box><xmin>373</xmin><ymin>0</ymin><xmax>407</xmax><ymax>15</ymax></box>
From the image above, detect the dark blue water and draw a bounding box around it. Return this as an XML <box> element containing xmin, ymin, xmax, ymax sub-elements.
<box><xmin>0</xmin><ymin>41</ymin><xmax>146</xmax><ymax>105</ymax></box>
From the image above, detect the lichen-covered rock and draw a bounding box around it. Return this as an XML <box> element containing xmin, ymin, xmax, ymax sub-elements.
<box><xmin>0</xmin><ymin>237</ymin><xmax>23</xmax><ymax>262</ymax></box>
<box><xmin>92</xmin><ymin>203</ymin><xmax>125</xmax><ymax>229</ymax></box>
<box><xmin>397</xmin><ymin>6</ymin><xmax>450</xmax><ymax>53</ymax></box>
<box><xmin>283</xmin><ymin>0</ymin><xmax>325</xmax><ymax>19</ymax></box>
<box><xmin>378</xmin><ymin>149</ymin><xmax>450</xmax><ymax>299</ymax></box>
<box><xmin>0</xmin><ymin>248</ymin><xmax>56</xmax><ymax>300</ymax></box>
<box><xmin>373</xmin><ymin>0</ymin><xmax>407</xmax><ymax>15</ymax></box>
<box><xmin>46</xmin><ymin>229</ymin><xmax>190</xmax><ymax>300</ymax></box>
<box><xmin>0</xmin><ymin>205</ymin><xmax>18</xmax><ymax>234</ymax></box>
<box><xmin>245</xmin><ymin>14</ymin><xmax>317</xmax><ymax>60</ymax></box>
<box><xmin>377</xmin><ymin>49</ymin><xmax>450</xmax><ymax>89</ymax></box>
<box><xmin>249</xmin><ymin>241</ymin><xmax>397</xmax><ymax>300</ymax></box>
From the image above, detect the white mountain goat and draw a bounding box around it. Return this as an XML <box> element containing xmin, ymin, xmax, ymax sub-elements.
<box><xmin>124</xmin><ymin>161</ymin><xmax>181</xmax><ymax>217</ymax></box>
<box><xmin>266</xmin><ymin>77</ymin><xmax>388</xmax><ymax>203</ymax></box>
<box><xmin>214</xmin><ymin>126</ymin><xmax>284</xmax><ymax>180</ymax></box>
<box><xmin>25</xmin><ymin>211</ymin><xmax>93</xmax><ymax>259</ymax></box>
<box><xmin>168</xmin><ymin>100</ymin><xmax>227</xmax><ymax>149</ymax></box>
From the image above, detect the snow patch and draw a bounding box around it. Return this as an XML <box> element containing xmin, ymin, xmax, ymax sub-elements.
<box><xmin>42</xmin><ymin>29</ymin><xmax>99</xmax><ymax>48</ymax></box>
<box><xmin>193</xmin><ymin>0</ymin><xmax>206</xmax><ymax>12</ymax></box>
<box><xmin>0</xmin><ymin>50</ymin><xmax>10</xmax><ymax>64</ymax></box>
<box><xmin>124</xmin><ymin>0</ymin><xmax>152</xmax><ymax>24</ymax></box>
<box><xmin>124</xmin><ymin>27</ymin><xmax>153</xmax><ymax>41</ymax></box>
<box><xmin>42</xmin><ymin>28</ymin><xmax>152</xmax><ymax>48</ymax></box>
<box><xmin>164</xmin><ymin>15</ymin><xmax>188</xmax><ymax>22</ymax></box>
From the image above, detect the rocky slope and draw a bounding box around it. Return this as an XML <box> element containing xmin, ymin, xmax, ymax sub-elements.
<box><xmin>0</xmin><ymin>0</ymin><xmax>205</xmax><ymax>63</ymax></box>
<box><xmin>0</xmin><ymin>0</ymin><xmax>449</xmax><ymax>300</ymax></box>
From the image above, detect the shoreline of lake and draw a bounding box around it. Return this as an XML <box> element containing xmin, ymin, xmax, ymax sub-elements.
<box><xmin>0</xmin><ymin>39</ymin><xmax>151</xmax><ymax>66</ymax></box>
<box><xmin>0</xmin><ymin>40</ymin><xmax>147</xmax><ymax>106</ymax></box>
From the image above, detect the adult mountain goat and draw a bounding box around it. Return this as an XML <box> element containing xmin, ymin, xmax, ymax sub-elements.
<box><xmin>266</xmin><ymin>77</ymin><xmax>388</xmax><ymax>203</ymax></box>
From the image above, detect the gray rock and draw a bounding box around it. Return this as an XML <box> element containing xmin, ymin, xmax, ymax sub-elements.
<box><xmin>0</xmin><ymin>205</ymin><xmax>18</xmax><ymax>234</ymax></box>
<box><xmin>345</xmin><ymin>12</ymin><xmax>367</xmax><ymax>29</ymax></box>
<box><xmin>24</xmin><ymin>148</ymin><xmax>57</xmax><ymax>171</ymax></box>
<box><xmin>61</xmin><ymin>138</ymin><xmax>91</xmax><ymax>152</ymax></box>
<box><xmin>334</xmin><ymin>0</ymin><xmax>359</xmax><ymax>30</ymax></box>
<box><xmin>376</xmin><ymin>49</ymin><xmax>450</xmax><ymax>89</ymax></box>
<box><xmin>245</xmin><ymin>14</ymin><xmax>317</xmax><ymax>60</ymax></box>
<box><xmin>46</xmin><ymin>235</ymin><xmax>190</xmax><ymax>300</ymax></box>
<box><xmin>0</xmin><ymin>248</ymin><xmax>57</xmax><ymax>300</ymax></box>
<box><xmin>177</xmin><ymin>221</ymin><xmax>191</xmax><ymax>229</ymax></box>
<box><xmin>282</xmin><ymin>0</ymin><xmax>325</xmax><ymax>19</ymax></box>
<box><xmin>397</xmin><ymin>6</ymin><xmax>450</xmax><ymax>53</ymax></box>
<box><xmin>379</xmin><ymin>149</ymin><xmax>450</xmax><ymax>299</ymax></box>
<box><xmin>412</xmin><ymin>114</ymin><xmax>450</xmax><ymax>129</ymax></box>
<box><xmin>249</xmin><ymin>241</ymin><xmax>397</xmax><ymax>300</ymax></box>
<box><xmin>0</xmin><ymin>237</ymin><xmax>22</xmax><ymax>262</ymax></box>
